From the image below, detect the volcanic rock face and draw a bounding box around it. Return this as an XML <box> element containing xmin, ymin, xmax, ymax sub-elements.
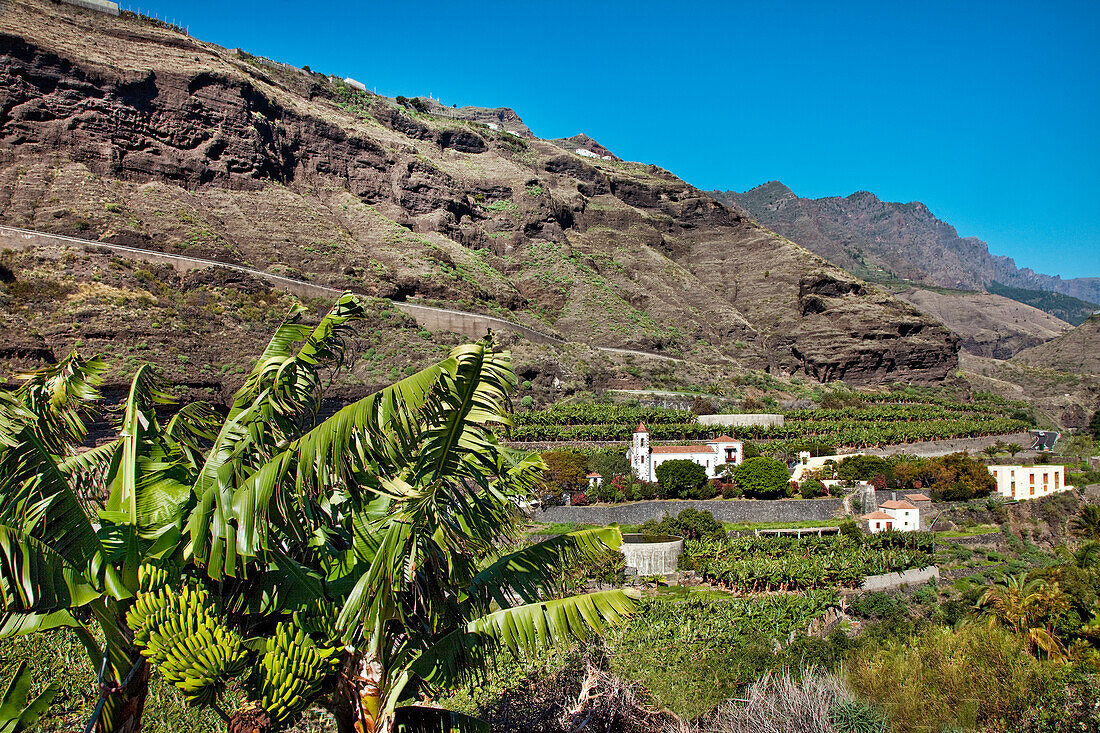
<box><xmin>0</xmin><ymin>0</ymin><xmax>959</xmax><ymax>385</ymax></box>
<box><xmin>714</xmin><ymin>182</ymin><xmax>1100</xmax><ymax>305</ymax></box>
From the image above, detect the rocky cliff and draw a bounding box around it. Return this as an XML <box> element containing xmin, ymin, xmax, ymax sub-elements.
<box><xmin>0</xmin><ymin>0</ymin><xmax>958</xmax><ymax>386</ymax></box>
<box><xmin>715</xmin><ymin>182</ymin><xmax>1100</xmax><ymax>305</ymax></box>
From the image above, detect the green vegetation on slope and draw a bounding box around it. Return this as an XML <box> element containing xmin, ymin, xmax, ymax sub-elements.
<box><xmin>989</xmin><ymin>281</ymin><xmax>1100</xmax><ymax>326</ymax></box>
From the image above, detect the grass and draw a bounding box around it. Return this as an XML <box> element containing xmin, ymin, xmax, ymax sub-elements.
<box><xmin>934</xmin><ymin>525</ymin><xmax>1002</xmax><ymax>538</ymax></box>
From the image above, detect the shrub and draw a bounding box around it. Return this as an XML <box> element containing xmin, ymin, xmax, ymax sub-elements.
<box><xmin>734</xmin><ymin>457</ymin><xmax>792</xmax><ymax>499</ymax></box>
<box><xmin>640</xmin><ymin>508</ymin><xmax>725</xmax><ymax>541</ymax></box>
<box><xmin>848</xmin><ymin>592</ymin><xmax>908</xmax><ymax>622</ymax></box>
<box><xmin>847</xmin><ymin>624</ymin><xmax>1057</xmax><ymax>733</ymax></box>
<box><xmin>839</xmin><ymin>518</ymin><xmax>864</xmax><ymax>542</ymax></box>
<box><xmin>570</xmin><ymin>491</ymin><xmax>590</xmax><ymax>506</ymax></box>
<box><xmin>799</xmin><ymin>478</ymin><xmax>826</xmax><ymax>499</ymax></box>
<box><xmin>520</xmin><ymin>395</ymin><xmax>533</xmax><ymax>408</ymax></box>
<box><xmin>655</xmin><ymin>459</ymin><xmax>708</xmax><ymax>500</ymax></box>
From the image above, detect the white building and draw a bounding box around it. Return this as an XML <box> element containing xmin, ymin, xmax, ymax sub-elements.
<box><xmin>864</xmin><ymin>511</ymin><xmax>894</xmax><ymax>534</ymax></box>
<box><xmin>863</xmin><ymin>500</ymin><xmax>920</xmax><ymax>533</ymax></box>
<box><xmin>988</xmin><ymin>465</ymin><xmax>1071</xmax><ymax>501</ymax></box>
<box><xmin>879</xmin><ymin>500</ymin><xmax>920</xmax><ymax>531</ymax></box>
<box><xmin>627</xmin><ymin>423</ymin><xmax>743</xmax><ymax>482</ymax></box>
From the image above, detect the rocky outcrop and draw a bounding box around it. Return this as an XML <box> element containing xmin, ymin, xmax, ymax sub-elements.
<box><xmin>0</xmin><ymin>0</ymin><xmax>959</xmax><ymax>386</ymax></box>
<box><xmin>1013</xmin><ymin>315</ymin><xmax>1100</xmax><ymax>377</ymax></box>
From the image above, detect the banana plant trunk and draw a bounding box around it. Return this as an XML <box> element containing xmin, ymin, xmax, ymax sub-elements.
<box><xmin>95</xmin><ymin>663</ymin><xmax>151</xmax><ymax>733</ymax></box>
<box><xmin>333</xmin><ymin>653</ymin><xmax>393</xmax><ymax>733</ymax></box>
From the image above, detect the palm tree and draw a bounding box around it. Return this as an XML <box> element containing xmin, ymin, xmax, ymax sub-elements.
<box><xmin>981</xmin><ymin>445</ymin><xmax>1000</xmax><ymax>462</ymax></box>
<box><xmin>1005</xmin><ymin>443</ymin><xmax>1024</xmax><ymax>460</ymax></box>
<box><xmin>1071</xmin><ymin>505</ymin><xmax>1100</xmax><ymax>541</ymax></box>
<box><xmin>977</xmin><ymin>573</ymin><xmax>1070</xmax><ymax>661</ymax></box>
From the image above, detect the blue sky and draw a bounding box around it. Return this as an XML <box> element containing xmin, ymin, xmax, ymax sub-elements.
<box><xmin>135</xmin><ymin>0</ymin><xmax>1099</xmax><ymax>279</ymax></box>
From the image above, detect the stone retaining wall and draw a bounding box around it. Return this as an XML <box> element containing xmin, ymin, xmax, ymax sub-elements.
<box><xmin>536</xmin><ymin>498</ymin><xmax>843</xmax><ymax>525</ymax></box>
<box><xmin>860</xmin><ymin>565</ymin><xmax>939</xmax><ymax>592</ymax></box>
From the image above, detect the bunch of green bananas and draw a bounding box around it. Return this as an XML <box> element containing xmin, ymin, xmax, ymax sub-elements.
<box><xmin>291</xmin><ymin>597</ymin><xmax>341</xmax><ymax>648</ymax></box>
<box><xmin>249</xmin><ymin>622</ymin><xmax>340</xmax><ymax>724</ymax></box>
<box><xmin>136</xmin><ymin>562</ymin><xmax>178</xmax><ymax>593</ymax></box>
<box><xmin>127</xmin><ymin>584</ymin><xmax>248</xmax><ymax>706</ymax></box>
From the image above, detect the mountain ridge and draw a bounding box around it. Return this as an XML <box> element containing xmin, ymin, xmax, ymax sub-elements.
<box><xmin>713</xmin><ymin>182</ymin><xmax>1100</xmax><ymax>305</ymax></box>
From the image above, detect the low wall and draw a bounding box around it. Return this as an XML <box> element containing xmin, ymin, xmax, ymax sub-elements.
<box><xmin>536</xmin><ymin>498</ymin><xmax>843</xmax><ymax>525</ymax></box>
<box><xmin>860</xmin><ymin>565</ymin><xmax>939</xmax><ymax>592</ymax></box>
<box><xmin>697</xmin><ymin>413</ymin><xmax>784</xmax><ymax>428</ymax></box>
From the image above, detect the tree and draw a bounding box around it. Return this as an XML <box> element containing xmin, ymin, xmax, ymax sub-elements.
<box><xmin>837</xmin><ymin>455</ymin><xmax>893</xmax><ymax>482</ymax></box>
<box><xmin>654</xmin><ymin>459</ymin><xmax>707</xmax><ymax>499</ymax></box>
<box><xmin>1089</xmin><ymin>410</ymin><xmax>1100</xmax><ymax>439</ymax></box>
<box><xmin>1005</xmin><ymin>443</ymin><xmax>1025</xmax><ymax>459</ymax></box>
<box><xmin>542</xmin><ymin>450</ymin><xmax>589</xmax><ymax>494</ymax></box>
<box><xmin>978</xmin><ymin>574</ymin><xmax>1071</xmax><ymax>660</ymax></box>
<box><xmin>588</xmin><ymin>452</ymin><xmax>631</xmax><ymax>483</ymax></box>
<box><xmin>733</xmin><ymin>457</ymin><xmax>791</xmax><ymax>499</ymax></box>
<box><xmin>982</xmin><ymin>445</ymin><xmax>1000</xmax><ymax>461</ymax></box>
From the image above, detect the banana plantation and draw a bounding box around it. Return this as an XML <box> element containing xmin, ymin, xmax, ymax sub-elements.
<box><xmin>681</xmin><ymin>535</ymin><xmax>933</xmax><ymax>592</ymax></box>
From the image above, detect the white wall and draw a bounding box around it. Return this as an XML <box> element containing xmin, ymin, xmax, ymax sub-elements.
<box><xmin>988</xmin><ymin>465</ymin><xmax>1070</xmax><ymax>501</ymax></box>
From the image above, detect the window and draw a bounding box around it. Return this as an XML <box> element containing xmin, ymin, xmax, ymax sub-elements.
<box><xmin>1055</xmin><ymin>472</ymin><xmax>1060</xmax><ymax>489</ymax></box>
<box><xmin>1031</xmin><ymin>483</ymin><xmax>1035</xmax><ymax>496</ymax></box>
<box><xmin>725</xmin><ymin>448</ymin><xmax>735</xmax><ymax>462</ymax></box>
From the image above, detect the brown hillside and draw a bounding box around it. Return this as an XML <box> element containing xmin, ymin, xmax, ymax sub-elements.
<box><xmin>893</xmin><ymin>288</ymin><xmax>1072</xmax><ymax>359</ymax></box>
<box><xmin>0</xmin><ymin>0</ymin><xmax>957</xmax><ymax>385</ymax></box>
<box><xmin>1012</xmin><ymin>315</ymin><xmax>1100</xmax><ymax>377</ymax></box>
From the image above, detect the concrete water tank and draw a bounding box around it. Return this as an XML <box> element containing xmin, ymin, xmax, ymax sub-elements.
<box><xmin>620</xmin><ymin>534</ymin><xmax>683</xmax><ymax>576</ymax></box>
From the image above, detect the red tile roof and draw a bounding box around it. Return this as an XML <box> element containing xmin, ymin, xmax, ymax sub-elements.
<box><xmin>635</xmin><ymin>422</ymin><xmax>648</xmax><ymax>433</ymax></box>
<box><xmin>651</xmin><ymin>445</ymin><xmax>716</xmax><ymax>455</ymax></box>
<box><xmin>905</xmin><ymin>493</ymin><xmax>931</xmax><ymax>502</ymax></box>
<box><xmin>708</xmin><ymin>435</ymin><xmax>740</xmax><ymax>443</ymax></box>
<box><xmin>586</xmin><ymin>472</ymin><xmax>602</xmax><ymax>478</ymax></box>
<box><xmin>863</xmin><ymin>511</ymin><xmax>892</xmax><ymax>520</ymax></box>
<box><xmin>880</xmin><ymin>500</ymin><xmax>917</xmax><ymax>510</ymax></box>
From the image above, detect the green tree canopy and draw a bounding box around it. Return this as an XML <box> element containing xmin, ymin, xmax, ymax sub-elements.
<box><xmin>734</xmin><ymin>457</ymin><xmax>792</xmax><ymax>499</ymax></box>
<box><xmin>655</xmin><ymin>459</ymin><xmax>708</xmax><ymax>499</ymax></box>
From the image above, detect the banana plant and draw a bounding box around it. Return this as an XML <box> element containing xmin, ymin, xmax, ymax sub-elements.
<box><xmin>131</xmin><ymin>296</ymin><xmax>637</xmax><ymax>732</ymax></box>
<box><xmin>0</xmin><ymin>352</ymin><xmax>212</xmax><ymax>732</ymax></box>
<box><xmin>174</xmin><ymin>325</ymin><xmax>638</xmax><ymax>730</ymax></box>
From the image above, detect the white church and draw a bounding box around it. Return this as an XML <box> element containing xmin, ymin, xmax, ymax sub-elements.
<box><xmin>627</xmin><ymin>423</ymin><xmax>744</xmax><ymax>483</ymax></box>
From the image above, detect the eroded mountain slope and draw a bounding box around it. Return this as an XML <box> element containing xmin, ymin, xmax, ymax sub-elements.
<box><xmin>0</xmin><ymin>0</ymin><xmax>957</xmax><ymax>384</ymax></box>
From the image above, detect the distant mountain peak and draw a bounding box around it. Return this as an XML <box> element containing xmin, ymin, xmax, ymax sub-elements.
<box><xmin>711</xmin><ymin>184</ymin><xmax>1100</xmax><ymax>306</ymax></box>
